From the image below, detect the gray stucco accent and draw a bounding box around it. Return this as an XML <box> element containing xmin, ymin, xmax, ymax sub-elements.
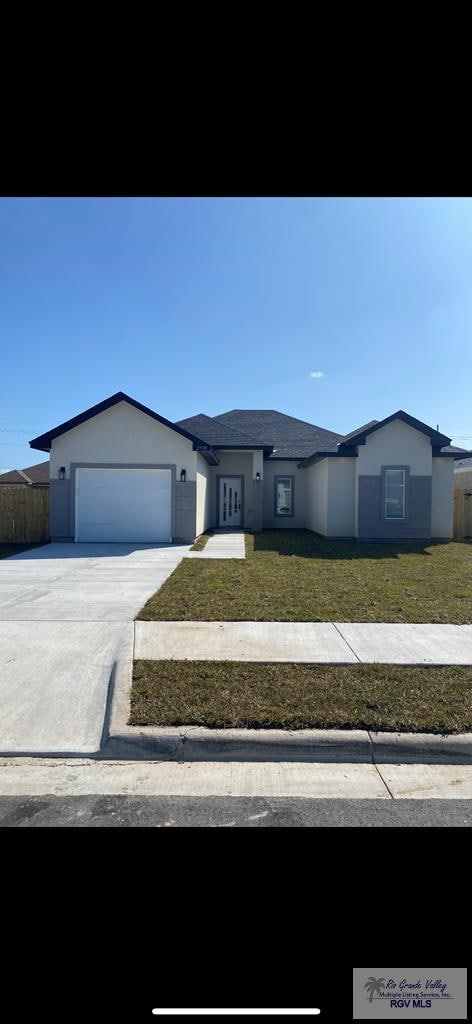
<box><xmin>216</xmin><ymin>474</ymin><xmax>244</xmax><ymax>527</ymax></box>
<box><xmin>273</xmin><ymin>474</ymin><xmax>295</xmax><ymax>518</ymax></box>
<box><xmin>358</xmin><ymin>474</ymin><xmax>432</xmax><ymax>539</ymax></box>
<box><xmin>49</xmin><ymin>478</ymin><xmax>72</xmax><ymax>540</ymax></box>
<box><xmin>69</xmin><ymin>463</ymin><xmax>177</xmax><ymax>540</ymax></box>
<box><xmin>252</xmin><ymin>479</ymin><xmax>263</xmax><ymax>532</ymax></box>
<box><xmin>174</xmin><ymin>480</ymin><xmax>197</xmax><ymax>540</ymax></box>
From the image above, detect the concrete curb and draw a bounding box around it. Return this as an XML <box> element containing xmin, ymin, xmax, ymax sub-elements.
<box><xmin>369</xmin><ymin>731</ymin><xmax>472</xmax><ymax>764</ymax></box>
<box><xmin>99</xmin><ymin>634</ymin><xmax>472</xmax><ymax>764</ymax></box>
<box><xmin>102</xmin><ymin>726</ymin><xmax>373</xmax><ymax>762</ymax></box>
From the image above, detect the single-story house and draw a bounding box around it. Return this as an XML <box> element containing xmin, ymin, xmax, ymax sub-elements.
<box><xmin>0</xmin><ymin>461</ymin><xmax>50</xmax><ymax>487</ymax></box>
<box><xmin>28</xmin><ymin>392</ymin><xmax>465</xmax><ymax>543</ymax></box>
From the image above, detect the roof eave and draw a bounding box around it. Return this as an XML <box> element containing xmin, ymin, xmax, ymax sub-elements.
<box><xmin>337</xmin><ymin>410</ymin><xmax>451</xmax><ymax>451</ymax></box>
<box><xmin>211</xmin><ymin>443</ymin><xmax>273</xmax><ymax>452</ymax></box>
<box><xmin>194</xmin><ymin>445</ymin><xmax>220</xmax><ymax>466</ymax></box>
<box><xmin>29</xmin><ymin>392</ymin><xmax>213</xmax><ymax>453</ymax></box>
<box><xmin>298</xmin><ymin>450</ymin><xmax>358</xmax><ymax>469</ymax></box>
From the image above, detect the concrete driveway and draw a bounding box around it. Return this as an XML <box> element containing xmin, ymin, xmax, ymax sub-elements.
<box><xmin>0</xmin><ymin>542</ymin><xmax>189</xmax><ymax>755</ymax></box>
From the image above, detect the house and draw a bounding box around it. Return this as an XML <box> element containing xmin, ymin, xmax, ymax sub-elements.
<box><xmin>0</xmin><ymin>461</ymin><xmax>50</xmax><ymax>487</ymax></box>
<box><xmin>29</xmin><ymin>392</ymin><xmax>461</xmax><ymax>544</ymax></box>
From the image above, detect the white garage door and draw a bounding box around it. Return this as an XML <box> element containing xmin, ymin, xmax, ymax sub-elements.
<box><xmin>75</xmin><ymin>468</ymin><xmax>172</xmax><ymax>543</ymax></box>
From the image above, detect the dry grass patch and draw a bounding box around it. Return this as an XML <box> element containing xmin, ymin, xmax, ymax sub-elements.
<box><xmin>130</xmin><ymin>661</ymin><xmax>472</xmax><ymax>733</ymax></box>
<box><xmin>189</xmin><ymin>531</ymin><xmax>213</xmax><ymax>551</ymax></box>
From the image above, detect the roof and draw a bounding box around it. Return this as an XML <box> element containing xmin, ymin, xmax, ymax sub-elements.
<box><xmin>455</xmin><ymin>456</ymin><xmax>472</xmax><ymax>470</ymax></box>
<box><xmin>0</xmin><ymin>461</ymin><xmax>50</xmax><ymax>485</ymax></box>
<box><xmin>336</xmin><ymin>410</ymin><xmax>451</xmax><ymax>451</ymax></box>
<box><xmin>299</xmin><ymin>411</ymin><xmax>455</xmax><ymax>468</ymax></box>
<box><xmin>28</xmin><ymin>395</ymin><xmax>461</xmax><ymax>471</ymax></box>
<box><xmin>340</xmin><ymin>419</ymin><xmax>379</xmax><ymax>443</ymax></box>
<box><xmin>176</xmin><ymin>413</ymin><xmax>270</xmax><ymax>449</ymax></box>
<box><xmin>29</xmin><ymin>392</ymin><xmax>219</xmax><ymax>465</ymax></box>
<box><xmin>214</xmin><ymin>409</ymin><xmax>343</xmax><ymax>458</ymax></box>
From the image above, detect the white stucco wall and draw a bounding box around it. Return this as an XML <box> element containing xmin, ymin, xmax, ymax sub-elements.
<box><xmin>326</xmin><ymin>459</ymin><xmax>356</xmax><ymax>536</ymax></box>
<box><xmin>253</xmin><ymin>451</ymin><xmax>264</xmax><ymax>479</ymax></box>
<box><xmin>431</xmin><ymin>458</ymin><xmax>454</xmax><ymax>537</ymax></box>
<box><xmin>357</xmin><ymin>419</ymin><xmax>432</xmax><ymax>476</ymax></box>
<box><xmin>50</xmin><ymin>402</ymin><xmax>197</xmax><ymax>479</ymax></box>
<box><xmin>262</xmin><ymin>461</ymin><xmax>307</xmax><ymax>529</ymax></box>
<box><xmin>196</xmin><ymin>454</ymin><xmax>211</xmax><ymax>535</ymax></box>
<box><xmin>305</xmin><ymin>460</ymin><xmax>328</xmax><ymax>535</ymax></box>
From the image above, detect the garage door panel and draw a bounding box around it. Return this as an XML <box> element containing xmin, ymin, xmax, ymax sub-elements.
<box><xmin>76</xmin><ymin>468</ymin><xmax>172</xmax><ymax>543</ymax></box>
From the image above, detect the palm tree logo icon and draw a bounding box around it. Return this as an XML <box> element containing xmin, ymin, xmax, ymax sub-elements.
<box><xmin>364</xmin><ymin>978</ymin><xmax>385</xmax><ymax>1003</ymax></box>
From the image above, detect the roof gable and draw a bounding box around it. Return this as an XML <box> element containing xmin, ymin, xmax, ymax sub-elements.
<box><xmin>29</xmin><ymin>392</ymin><xmax>216</xmax><ymax>457</ymax></box>
<box><xmin>337</xmin><ymin>410</ymin><xmax>451</xmax><ymax>450</ymax></box>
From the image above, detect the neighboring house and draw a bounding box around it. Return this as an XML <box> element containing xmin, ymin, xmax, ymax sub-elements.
<box><xmin>0</xmin><ymin>461</ymin><xmax>50</xmax><ymax>487</ymax></box>
<box><xmin>454</xmin><ymin>456</ymin><xmax>472</xmax><ymax>492</ymax></box>
<box><xmin>28</xmin><ymin>392</ymin><xmax>464</xmax><ymax>543</ymax></box>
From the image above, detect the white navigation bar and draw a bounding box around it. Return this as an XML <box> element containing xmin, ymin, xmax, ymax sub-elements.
<box><xmin>152</xmin><ymin>1011</ymin><xmax>321</xmax><ymax>1017</ymax></box>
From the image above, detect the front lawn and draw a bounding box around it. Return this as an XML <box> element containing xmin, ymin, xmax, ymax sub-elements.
<box><xmin>130</xmin><ymin>661</ymin><xmax>472</xmax><ymax>733</ymax></box>
<box><xmin>137</xmin><ymin>530</ymin><xmax>472</xmax><ymax>623</ymax></box>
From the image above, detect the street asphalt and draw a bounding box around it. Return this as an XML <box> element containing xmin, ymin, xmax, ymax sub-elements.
<box><xmin>1</xmin><ymin>795</ymin><xmax>472</xmax><ymax>826</ymax></box>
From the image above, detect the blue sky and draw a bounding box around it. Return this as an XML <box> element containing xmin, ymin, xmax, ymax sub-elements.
<box><xmin>1</xmin><ymin>196</ymin><xmax>471</xmax><ymax>470</ymax></box>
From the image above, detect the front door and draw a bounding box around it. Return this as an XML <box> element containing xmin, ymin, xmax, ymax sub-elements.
<box><xmin>219</xmin><ymin>477</ymin><xmax>242</xmax><ymax>527</ymax></box>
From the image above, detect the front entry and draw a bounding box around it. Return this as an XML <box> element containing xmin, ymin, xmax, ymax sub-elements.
<box><xmin>218</xmin><ymin>477</ymin><xmax>242</xmax><ymax>527</ymax></box>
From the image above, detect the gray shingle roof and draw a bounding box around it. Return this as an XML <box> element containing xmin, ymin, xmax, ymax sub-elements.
<box><xmin>340</xmin><ymin>420</ymin><xmax>379</xmax><ymax>444</ymax></box>
<box><xmin>214</xmin><ymin>410</ymin><xmax>344</xmax><ymax>458</ymax></box>
<box><xmin>175</xmin><ymin>413</ymin><xmax>265</xmax><ymax>448</ymax></box>
<box><xmin>0</xmin><ymin>461</ymin><xmax>50</xmax><ymax>485</ymax></box>
<box><xmin>445</xmin><ymin>447</ymin><xmax>472</xmax><ymax>457</ymax></box>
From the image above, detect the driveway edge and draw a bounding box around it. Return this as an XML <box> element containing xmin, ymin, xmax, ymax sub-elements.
<box><xmin>100</xmin><ymin>634</ymin><xmax>472</xmax><ymax>764</ymax></box>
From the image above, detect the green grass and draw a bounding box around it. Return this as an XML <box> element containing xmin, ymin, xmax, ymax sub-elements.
<box><xmin>0</xmin><ymin>543</ymin><xmax>43</xmax><ymax>560</ymax></box>
<box><xmin>137</xmin><ymin>530</ymin><xmax>472</xmax><ymax>623</ymax></box>
<box><xmin>130</xmin><ymin>661</ymin><xmax>472</xmax><ymax>732</ymax></box>
<box><xmin>189</xmin><ymin>530</ymin><xmax>213</xmax><ymax>551</ymax></box>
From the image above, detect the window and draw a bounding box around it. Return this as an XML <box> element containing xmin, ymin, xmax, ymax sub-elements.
<box><xmin>384</xmin><ymin>468</ymin><xmax>405</xmax><ymax>519</ymax></box>
<box><xmin>275</xmin><ymin>476</ymin><xmax>294</xmax><ymax>516</ymax></box>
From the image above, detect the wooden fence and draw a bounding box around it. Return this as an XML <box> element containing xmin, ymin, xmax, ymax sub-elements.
<box><xmin>0</xmin><ymin>486</ymin><xmax>49</xmax><ymax>543</ymax></box>
<box><xmin>454</xmin><ymin>489</ymin><xmax>472</xmax><ymax>539</ymax></box>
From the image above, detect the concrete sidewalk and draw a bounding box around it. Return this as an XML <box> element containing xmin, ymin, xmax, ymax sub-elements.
<box><xmin>135</xmin><ymin>620</ymin><xmax>472</xmax><ymax>664</ymax></box>
<box><xmin>3</xmin><ymin>758</ymin><xmax>472</xmax><ymax>800</ymax></box>
<box><xmin>185</xmin><ymin>531</ymin><xmax>246</xmax><ymax>559</ymax></box>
